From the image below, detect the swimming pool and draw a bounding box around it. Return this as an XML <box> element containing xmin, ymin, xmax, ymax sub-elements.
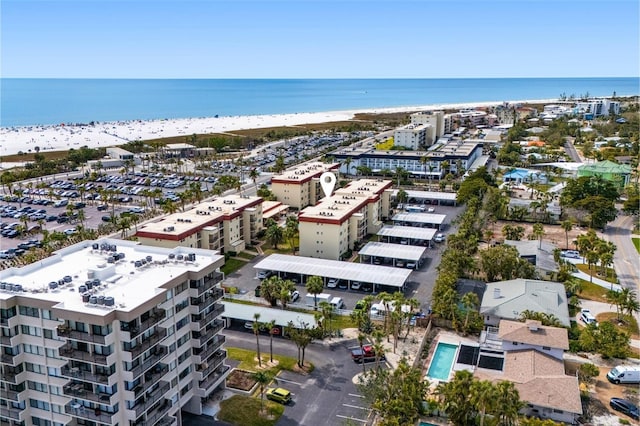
<box><xmin>426</xmin><ymin>342</ymin><xmax>458</xmax><ymax>381</ymax></box>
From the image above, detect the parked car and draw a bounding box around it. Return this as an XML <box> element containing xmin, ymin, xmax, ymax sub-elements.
<box><xmin>257</xmin><ymin>270</ymin><xmax>273</xmax><ymax>280</ymax></box>
<box><xmin>434</xmin><ymin>233</ymin><xmax>445</xmax><ymax>243</ymax></box>
<box><xmin>327</xmin><ymin>278</ymin><xmax>340</xmax><ymax>288</ymax></box>
<box><xmin>351</xmin><ymin>344</ymin><xmax>385</xmax><ymax>364</ymax></box>
<box><xmin>265</xmin><ymin>387</ymin><xmax>292</xmax><ymax>404</ymax></box>
<box><xmin>289</xmin><ymin>290</ymin><xmax>300</xmax><ymax>303</ymax></box>
<box><xmin>607</xmin><ymin>365</ymin><xmax>640</xmax><ymax>385</ymax></box>
<box><xmin>351</xmin><ymin>282</ymin><xmax>362</xmax><ymax>291</ymax></box>
<box><xmin>610</xmin><ymin>398</ymin><xmax>639</xmax><ymax>420</ymax></box>
<box><xmin>561</xmin><ymin>250</ymin><xmax>581</xmax><ymax>259</ymax></box>
<box><xmin>580</xmin><ymin>309</ymin><xmax>597</xmax><ymax>325</ymax></box>
<box><xmin>97</xmin><ymin>204</ymin><xmax>108</xmax><ymax>211</ymax></box>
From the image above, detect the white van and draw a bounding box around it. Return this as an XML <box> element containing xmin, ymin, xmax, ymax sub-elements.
<box><xmin>607</xmin><ymin>365</ymin><xmax>640</xmax><ymax>384</ymax></box>
<box><xmin>306</xmin><ymin>293</ymin><xmax>332</xmax><ymax>307</ymax></box>
<box><xmin>330</xmin><ymin>297</ymin><xmax>345</xmax><ymax>310</ymax></box>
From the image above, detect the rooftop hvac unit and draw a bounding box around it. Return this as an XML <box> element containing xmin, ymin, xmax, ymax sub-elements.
<box><xmin>104</xmin><ymin>297</ymin><xmax>115</xmax><ymax>307</ymax></box>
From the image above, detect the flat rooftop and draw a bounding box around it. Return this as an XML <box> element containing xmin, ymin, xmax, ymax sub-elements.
<box><xmin>391</xmin><ymin>189</ymin><xmax>457</xmax><ymax>201</ymax></box>
<box><xmin>0</xmin><ymin>239</ymin><xmax>224</xmax><ymax>316</ymax></box>
<box><xmin>254</xmin><ymin>254</ymin><xmax>411</xmax><ymax>288</ymax></box>
<box><xmin>358</xmin><ymin>242</ymin><xmax>427</xmax><ymax>261</ymax></box>
<box><xmin>377</xmin><ymin>225</ymin><xmax>437</xmax><ymax>241</ymax></box>
<box><xmin>137</xmin><ymin>194</ymin><xmax>261</xmax><ymax>238</ymax></box>
<box><xmin>392</xmin><ymin>212</ymin><xmax>447</xmax><ymax>225</ymax></box>
<box><xmin>271</xmin><ymin>161</ymin><xmax>339</xmax><ymax>183</ymax></box>
<box><xmin>336</xmin><ymin>178</ymin><xmax>393</xmax><ymax>199</ymax></box>
<box><xmin>222</xmin><ymin>301</ymin><xmax>317</xmax><ymax>328</ymax></box>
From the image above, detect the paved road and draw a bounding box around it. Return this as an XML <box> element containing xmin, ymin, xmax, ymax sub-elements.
<box><xmin>563</xmin><ymin>137</ymin><xmax>583</xmax><ymax>162</ymax></box>
<box><xmin>601</xmin><ymin>214</ymin><xmax>640</xmax><ymax>325</ymax></box>
<box><xmin>222</xmin><ymin>329</ymin><xmax>375</xmax><ymax>426</ymax></box>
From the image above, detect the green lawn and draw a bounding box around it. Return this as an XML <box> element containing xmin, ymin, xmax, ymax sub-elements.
<box><xmin>226</xmin><ymin>347</ymin><xmax>311</xmax><ymax>374</ymax></box>
<box><xmin>595</xmin><ymin>312</ymin><xmax>640</xmax><ymax>339</ymax></box>
<box><xmin>575</xmin><ymin>263</ymin><xmax>617</xmax><ymax>283</ymax></box>
<box><xmin>218</xmin><ymin>395</ymin><xmax>284</xmax><ymax>426</ymax></box>
<box><xmin>633</xmin><ymin>237</ymin><xmax>640</xmax><ymax>254</ymax></box>
<box><xmin>221</xmin><ymin>258</ymin><xmax>248</xmax><ymax>275</ymax></box>
<box><xmin>237</xmin><ymin>251</ymin><xmax>258</xmax><ymax>260</ymax></box>
<box><xmin>577</xmin><ymin>279</ymin><xmax>610</xmax><ymax>303</ymax></box>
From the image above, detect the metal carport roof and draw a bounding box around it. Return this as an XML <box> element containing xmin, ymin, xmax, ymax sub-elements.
<box><xmin>253</xmin><ymin>254</ymin><xmax>411</xmax><ymax>288</ymax></box>
<box><xmin>222</xmin><ymin>300</ymin><xmax>318</xmax><ymax>328</ymax></box>
<box><xmin>358</xmin><ymin>242</ymin><xmax>427</xmax><ymax>262</ymax></box>
<box><xmin>392</xmin><ymin>212</ymin><xmax>446</xmax><ymax>226</ymax></box>
<box><xmin>377</xmin><ymin>225</ymin><xmax>437</xmax><ymax>241</ymax></box>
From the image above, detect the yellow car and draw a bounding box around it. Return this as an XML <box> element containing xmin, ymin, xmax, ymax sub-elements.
<box><xmin>265</xmin><ymin>387</ymin><xmax>292</xmax><ymax>404</ymax></box>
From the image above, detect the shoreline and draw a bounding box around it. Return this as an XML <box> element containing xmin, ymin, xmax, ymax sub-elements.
<box><xmin>0</xmin><ymin>98</ymin><xmax>561</xmax><ymax>157</ymax></box>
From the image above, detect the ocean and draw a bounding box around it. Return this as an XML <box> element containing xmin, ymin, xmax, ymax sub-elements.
<box><xmin>1</xmin><ymin>77</ymin><xmax>638</xmax><ymax>127</ymax></box>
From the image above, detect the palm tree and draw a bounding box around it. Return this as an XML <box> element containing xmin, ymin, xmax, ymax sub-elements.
<box><xmin>266</xmin><ymin>222</ymin><xmax>283</xmax><ymax>249</ymax></box>
<box><xmin>493</xmin><ymin>380</ymin><xmax>523</xmax><ymax>426</ymax></box>
<box><xmin>161</xmin><ymin>200</ymin><xmax>178</xmax><ymax>215</ymax></box>
<box><xmin>252</xmin><ymin>371</ymin><xmax>272</xmax><ymax>413</ymax></box>
<box><xmin>470</xmin><ymin>380</ymin><xmax>496</xmax><ymax>426</ymax></box>
<box><xmin>561</xmin><ymin>219</ymin><xmax>573</xmax><ymax>249</ymax></box>
<box><xmin>305</xmin><ymin>276</ymin><xmax>324</xmax><ymax>310</ymax></box>
<box><xmin>532</xmin><ymin>222</ymin><xmax>545</xmax><ymax>249</ymax></box>
<box><xmin>621</xmin><ymin>289</ymin><xmax>640</xmax><ymax>320</ymax></box>
<box><xmin>357</xmin><ymin>332</ymin><xmax>367</xmax><ymax>374</ymax></box>
<box><xmin>252</xmin><ymin>313</ymin><xmax>263</xmax><ymax>367</ymax></box>
<box><xmin>278</xmin><ymin>280</ymin><xmax>295</xmax><ymax>310</ymax></box>
<box><xmin>266</xmin><ymin>319</ymin><xmax>277</xmax><ymax>363</ymax></box>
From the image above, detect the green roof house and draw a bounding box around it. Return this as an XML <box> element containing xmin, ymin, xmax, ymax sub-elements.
<box><xmin>577</xmin><ymin>160</ymin><xmax>631</xmax><ymax>188</ymax></box>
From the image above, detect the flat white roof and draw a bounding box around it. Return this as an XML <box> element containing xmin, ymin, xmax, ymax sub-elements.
<box><xmin>222</xmin><ymin>300</ymin><xmax>317</xmax><ymax>328</ymax></box>
<box><xmin>392</xmin><ymin>212</ymin><xmax>447</xmax><ymax>225</ymax></box>
<box><xmin>391</xmin><ymin>189</ymin><xmax>457</xmax><ymax>201</ymax></box>
<box><xmin>254</xmin><ymin>254</ymin><xmax>411</xmax><ymax>288</ymax></box>
<box><xmin>377</xmin><ymin>225</ymin><xmax>437</xmax><ymax>241</ymax></box>
<box><xmin>0</xmin><ymin>239</ymin><xmax>224</xmax><ymax>315</ymax></box>
<box><xmin>359</xmin><ymin>242</ymin><xmax>427</xmax><ymax>261</ymax></box>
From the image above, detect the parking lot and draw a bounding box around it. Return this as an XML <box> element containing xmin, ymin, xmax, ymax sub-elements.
<box><xmin>223</xmin><ymin>203</ymin><xmax>464</xmax><ymax>313</ymax></box>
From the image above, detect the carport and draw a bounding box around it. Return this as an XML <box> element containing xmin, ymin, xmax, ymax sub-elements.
<box><xmin>358</xmin><ymin>242</ymin><xmax>427</xmax><ymax>269</ymax></box>
<box><xmin>221</xmin><ymin>301</ymin><xmax>318</xmax><ymax>334</ymax></box>
<box><xmin>253</xmin><ymin>253</ymin><xmax>411</xmax><ymax>293</ymax></box>
<box><xmin>392</xmin><ymin>212</ymin><xmax>447</xmax><ymax>230</ymax></box>
<box><xmin>392</xmin><ymin>189</ymin><xmax>457</xmax><ymax>206</ymax></box>
<box><xmin>376</xmin><ymin>225</ymin><xmax>436</xmax><ymax>247</ymax></box>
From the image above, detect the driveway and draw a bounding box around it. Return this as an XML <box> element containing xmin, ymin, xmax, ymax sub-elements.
<box><xmin>578</xmin><ymin>299</ymin><xmax>639</xmax><ymax>349</ymax></box>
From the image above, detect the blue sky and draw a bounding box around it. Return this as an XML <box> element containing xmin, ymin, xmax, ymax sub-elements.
<box><xmin>2</xmin><ymin>0</ymin><xmax>639</xmax><ymax>78</ymax></box>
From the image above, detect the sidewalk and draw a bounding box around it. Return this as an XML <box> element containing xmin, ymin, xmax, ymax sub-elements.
<box><xmin>571</xmin><ymin>269</ymin><xmax>621</xmax><ymax>292</ymax></box>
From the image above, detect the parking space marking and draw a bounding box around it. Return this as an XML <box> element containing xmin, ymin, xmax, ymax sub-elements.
<box><xmin>348</xmin><ymin>393</ymin><xmax>365</xmax><ymax>398</ymax></box>
<box><xmin>274</xmin><ymin>377</ymin><xmax>303</xmax><ymax>386</ymax></box>
<box><xmin>336</xmin><ymin>415</ymin><xmax>367</xmax><ymax>423</ymax></box>
<box><xmin>342</xmin><ymin>403</ymin><xmax>369</xmax><ymax>410</ymax></box>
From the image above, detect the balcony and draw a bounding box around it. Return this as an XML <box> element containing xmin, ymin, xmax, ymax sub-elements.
<box><xmin>196</xmin><ymin>350</ymin><xmax>226</xmax><ymax>380</ymax></box>
<box><xmin>190</xmin><ymin>288</ymin><xmax>223</xmax><ymax>313</ymax></box>
<box><xmin>194</xmin><ymin>335</ymin><xmax>225</xmax><ymax>363</ymax></box>
<box><xmin>128</xmin><ymin>346</ymin><xmax>168</xmax><ymax>379</ymax></box>
<box><xmin>132</xmin><ymin>380</ymin><xmax>170</xmax><ymax>418</ymax></box>
<box><xmin>193</xmin><ymin>305</ymin><xmax>225</xmax><ymax>331</ymax></box>
<box><xmin>155</xmin><ymin>415</ymin><xmax>177</xmax><ymax>426</ymax></box>
<box><xmin>145</xmin><ymin>399</ymin><xmax>172</xmax><ymax>425</ymax></box>
<box><xmin>121</xmin><ymin>308</ymin><xmax>167</xmax><ymax>339</ymax></box>
<box><xmin>56</xmin><ymin>325</ymin><xmax>108</xmax><ymax>345</ymax></box>
<box><xmin>126</xmin><ymin>327</ymin><xmax>168</xmax><ymax>360</ymax></box>
<box><xmin>1</xmin><ymin>366</ymin><xmax>25</xmax><ymax>384</ymax></box>
<box><xmin>0</xmin><ymin>335</ymin><xmax>17</xmax><ymax>347</ymax></box>
<box><xmin>0</xmin><ymin>407</ymin><xmax>23</xmax><ymax>421</ymax></box>
<box><xmin>64</xmin><ymin>401</ymin><xmax>117</xmax><ymax>424</ymax></box>
<box><xmin>61</xmin><ymin>365</ymin><xmax>113</xmax><ymax>384</ymax></box>
<box><xmin>130</xmin><ymin>364</ymin><xmax>168</xmax><ymax>398</ymax></box>
<box><xmin>191</xmin><ymin>273</ymin><xmax>224</xmax><ymax>296</ymax></box>
<box><xmin>63</xmin><ymin>382</ymin><xmax>116</xmax><ymax>405</ymax></box>
<box><xmin>198</xmin><ymin>364</ymin><xmax>230</xmax><ymax>393</ymax></box>
<box><xmin>193</xmin><ymin>320</ymin><xmax>224</xmax><ymax>347</ymax></box>
<box><xmin>0</xmin><ymin>353</ymin><xmax>19</xmax><ymax>366</ymax></box>
<box><xmin>59</xmin><ymin>344</ymin><xmax>112</xmax><ymax>365</ymax></box>
<box><xmin>0</xmin><ymin>387</ymin><xmax>25</xmax><ymax>402</ymax></box>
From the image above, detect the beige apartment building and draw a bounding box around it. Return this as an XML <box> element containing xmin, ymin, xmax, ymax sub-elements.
<box><xmin>270</xmin><ymin>162</ymin><xmax>340</xmax><ymax>210</ymax></box>
<box><xmin>135</xmin><ymin>194</ymin><xmax>263</xmax><ymax>254</ymax></box>
<box><xmin>410</xmin><ymin>111</ymin><xmax>451</xmax><ymax>139</ymax></box>
<box><xmin>298</xmin><ymin>179</ymin><xmax>393</xmax><ymax>260</ymax></box>
<box><xmin>393</xmin><ymin>123</ymin><xmax>435</xmax><ymax>150</ymax></box>
<box><xmin>0</xmin><ymin>239</ymin><xmax>228</xmax><ymax>426</ymax></box>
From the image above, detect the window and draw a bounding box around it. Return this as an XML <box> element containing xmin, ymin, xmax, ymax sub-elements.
<box><xmin>29</xmin><ymin>398</ymin><xmax>50</xmax><ymax>411</ymax></box>
<box><xmin>175</xmin><ymin>299</ymin><xmax>189</xmax><ymax>313</ymax></box>
<box><xmin>176</xmin><ymin>316</ymin><xmax>189</xmax><ymax>330</ymax></box>
<box><xmin>19</xmin><ymin>306</ymin><xmax>40</xmax><ymax>318</ymax></box>
<box><xmin>22</xmin><ymin>344</ymin><xmax>43</xmax><ymax>355</ymax></box>
<box><xmin>31</xmin><ymin>417</ymin><xmax>52</xmax><ymax>426</ymax></box>
<box><xmin>26</xmin><ymin>363</ymin><xmax>46</xmax><ymax>375</ymax></box>
<box><xmin>28</xmin><ymin>381</ymin><xmax>48</xmax><ymax>393</ymax></box>
<box><xmin>41</xmin><ymin>310</ymin><xmax>56</xmax><ymax>321</ymax></box>
<box><xmin>43</xmin><ymin>329</ymin><xmax>54</xmax><ymax>340</ymax></box>
<box><xmin>49</xmin><ymin>386</ymin><xmax>62</xmax><ymax>396</ymax></box>
<box><xmin>21</xmin><ymin>325</ymin><xmax>42</xmax><ymax>337</ymax></box>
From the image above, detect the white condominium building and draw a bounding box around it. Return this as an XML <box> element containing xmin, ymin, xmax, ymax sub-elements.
<box><xmin>270</xmin><ymin>162</ymin><xmax>340</xmax><ymax>210</ymax></box>
<box><xmin>410</xmin><ymin>111</ymin><xmax>449</xmax><ymax>139</ymax></box>
<box><xmin>135</xmin><ymin>194</ymin><xmax>263</xmax><ymax>254</ymax></box>
<box><xmin>0</xmin><ymin>239</ymin><xmax>228</xmax><ymax>426</ymax></box>
<box><xmin>298</xmin><ymin>179</ymin><xmax>393</xmax><ymax>260</ymax></box>
<box><xmin>393</xmin><ymin>123</ymin><xmax>435</xmax><ymax>150</ymax></box>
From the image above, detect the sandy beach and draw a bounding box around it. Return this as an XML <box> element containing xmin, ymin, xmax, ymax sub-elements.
<box><xmin>0</xmin><ymin>98</ymin><xmax>555</xmax><ymax>157</ymax></box>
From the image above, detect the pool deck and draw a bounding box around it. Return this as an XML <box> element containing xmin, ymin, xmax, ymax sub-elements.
<box><xmin>423</xmin><ymin>330</ymin><xmax>480</xmax><ymax>384</ymax></box>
